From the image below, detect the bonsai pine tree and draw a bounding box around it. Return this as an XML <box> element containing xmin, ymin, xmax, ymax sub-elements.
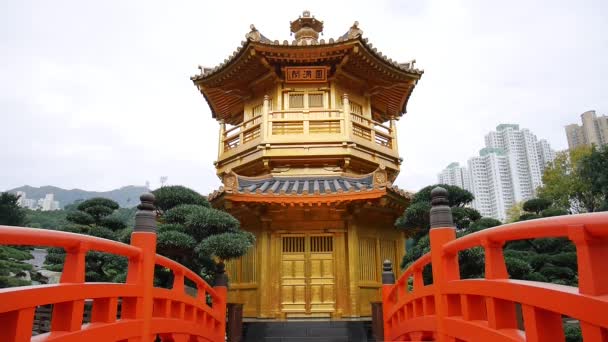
<box><xmin>44</xmin><ymin>197</ymin><xmax>130</xmax><ymax>282</ymax></box>
<box><xmin>152</xmin><ymin>185</ymin><xmax>254</xmax><ymax>284</ymax></box>
<box><xmin>398</xmin><ymin>185</ymin><xmax>579</xmax><ymax>287</ymax></box>
<box><xmin>396</xmin><ymin>184</ymin><xmax>479</xmax><ymax>236</ymax></box>
<box><xmin>397</xmin><ymin>184</ymin><xmax>487</xmax><ymax>281</ymax></box>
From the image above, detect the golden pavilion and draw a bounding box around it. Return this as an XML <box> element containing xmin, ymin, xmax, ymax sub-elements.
<box><xmin>192</xmin><ymin>11</ymin><xmax>423</xmax><ymax>319</ymax></box>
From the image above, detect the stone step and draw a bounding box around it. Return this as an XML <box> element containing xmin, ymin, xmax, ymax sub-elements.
<box><xmin>243</xmin><ymin>321</ymin><xmax>373</xmax><ymax>342</ymax></box>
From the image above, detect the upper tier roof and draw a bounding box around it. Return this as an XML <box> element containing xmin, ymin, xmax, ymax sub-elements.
<box><xmin>191</xmin><ymin>13</ymin><xmax>423</xmax><ymax>125</ymax></box>
<box><xmin>207</xmin><ymin>170</ymin><xmax>413</xmax><ymax>207</ymax></box>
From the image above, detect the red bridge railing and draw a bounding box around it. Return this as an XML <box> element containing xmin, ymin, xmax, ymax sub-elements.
<box><xmin>382</xmin><ymin>187</ymin><xmax>608</xmax><ymax>342</ymax></box>
<box><xmin>0</xmin><ymin>193</ymin><xmax>226</xmax><ymax>342</ymax></box>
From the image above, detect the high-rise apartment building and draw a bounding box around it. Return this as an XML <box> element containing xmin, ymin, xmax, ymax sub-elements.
<box><xmin>437</xmin><ymin>124</ymin><xmax>556</xmax><ymax>221</ymax></box>
<box><xmin>38</xmin><ymin>194</ymin><xmax>60</xmax><ymax>211</ymax></box>
<box><xmin>468</xmin><ymin>148</ymin><xmax>513</xmax><ymax>222</ymax></box>
<box><xmin>565</xmin><ymin>110</ymin><xmax>608</xmax><ymax>149</ymax></box>
<box><xmin>14</xmin><ymin>191</ymin><xmax>38</xmax><ymax>210</ymax></box>
<box><xmin>437</xmin><ymin>162</ymin><xmax>471</xmax><ymax>191</ymax></box>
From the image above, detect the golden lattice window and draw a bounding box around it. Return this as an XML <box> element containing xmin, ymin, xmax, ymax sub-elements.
<box><xmin>310</xmin><ymin>236</ymin><xmax>333</xmax><ymax>252</ymax></box>
<box><xmin>283</xmin><ymin>236</ymin><xmax>305</xmax><ymax>253</ymax></box>
<box><xmin>225</xmin><ymin>240</ymin><xmax>258</xmax><ymax>284</ymax></box>
<box><xmin>379</xmin><ymin>240</ymin><xmax>397</xmax><ymax>275</ymax></box>
<box><xmin>308</xmin><ymin>93</ymin><xmax>324</xmax><ymax>108</ymax></box>
<box><xmin>358</xmin><ymin>238</ymin><xmax>378</xmax><ymax>282</ymax></box>
<box><xmin>289</xmin><ymin>93</ymin><xmax>304</xmax><ymax>108</ymax></box>
<box><xmin>350</xmin><ymin>101</ymin><xmax>363</xmax><ymax>115</ymax></box>
<box><xmin>252</xmin><ymin>103</ymin><xmax>263</xmax><ymax>116</ymax></box>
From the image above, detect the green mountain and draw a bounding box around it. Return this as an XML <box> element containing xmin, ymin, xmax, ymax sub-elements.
<box><xmin>7</xmin><ymin>185</ymin><xmax>150</xmax><ymax>208</ymax></box>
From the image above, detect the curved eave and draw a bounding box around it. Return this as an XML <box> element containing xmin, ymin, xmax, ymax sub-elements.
<box><xmin>191</xmin><ymin>35</ymin><xmax>423</xmax><ymax>122</ymax></box>
<box><xmin>192</xmin><ymin>36</ymin><xmax>422</xmax><ymax>82</ymax></box>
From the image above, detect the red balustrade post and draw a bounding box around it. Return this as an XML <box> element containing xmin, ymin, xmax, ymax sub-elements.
<box><xmin>214</xmin><ymin>261</ymin><xmax>228</xmax><ymax>342</ymax></box>
<box><xmin>126</xmin><ymin>193</ymin><xmax>158</xmax><ymax>341</ymax></box>
<box><xmin>481</xmin><ymin>238</ymin><xmax>518</xmax><ymax>331</ymax></box>
<box><xmin>381</xmin><ymin>259</ymin><xmax>396</xmax><ymax>341</ymax></box>
<box><xmin>50</xmin><ymin>241</ymin><xmax>87</xmax><ymax>332</ymax></box>
<box><xmin>569</xmin><ymin>224</ymin><xmax>608</xmax><ymax>341</ymax></box>
<box><xmin>428</xmin><ymin>187</ymin><xmax>459</xmax><ymax>342</ymax></box>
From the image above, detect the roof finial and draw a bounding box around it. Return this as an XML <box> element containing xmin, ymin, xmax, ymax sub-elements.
<box><xmin>347</xmin><ymin>21</ymin><xmax>363</xmax><ymax>39</ymax></box>
<box><xmin>245</xmin><ymin>24</ymin><xmax>261</xmax><ymax>42</ymax></box>
<box><xmin>290</xmin><ymin>11</ymin><xmax>324</xmax><ymax>45</ymax></box>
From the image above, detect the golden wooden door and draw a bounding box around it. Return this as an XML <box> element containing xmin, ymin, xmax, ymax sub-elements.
<box><xmin>281</xmin><ymin>236</ymin><xmax>307</xmax><ymax>315</ymax></box>
<box><xmin>280</xmin><ymin>234</ymin><xmax>335</xmax><ymax>318</ymax></box>
<box><xmin>308</xmin><ymin>235</ymin><xmax>335</xmax><ymax>316</ymax></box>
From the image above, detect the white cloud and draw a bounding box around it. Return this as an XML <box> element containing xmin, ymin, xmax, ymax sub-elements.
<box><xmin>1</xmin><ymin>0</ymin><xmax>607</xmax><ymax>195</ymax></box>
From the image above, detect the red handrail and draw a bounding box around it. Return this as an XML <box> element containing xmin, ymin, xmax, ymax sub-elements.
<box><xmin>382</xmin><ymin>212</ymin><xmax>608</xmax><ymax>342</ymax></box>
<box><xmin>0</xmin><ymin>225</ymin><xmax>226</xmax><ymax>342</ymax></box>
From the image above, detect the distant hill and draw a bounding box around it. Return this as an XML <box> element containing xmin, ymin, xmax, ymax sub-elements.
<box><xmin>7</xmin><ymin>185</ymin><xmax>150</xmax><ymax>208</ymax></box>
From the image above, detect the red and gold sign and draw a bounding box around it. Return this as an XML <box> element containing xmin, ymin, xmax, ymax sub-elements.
<box><xmin>284</xmin><ymin>66</ymin><xmax>328</xmax><ymax>83</ymax></box>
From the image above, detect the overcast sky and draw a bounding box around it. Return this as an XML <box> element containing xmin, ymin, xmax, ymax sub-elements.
<box><xmin>1</xmin><ymin>0</ymin><xmax>607</xmax><ymax>195</ymax></box>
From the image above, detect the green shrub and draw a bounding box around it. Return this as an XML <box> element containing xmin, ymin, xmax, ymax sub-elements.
<box><xmin>505</xmin><ymin>257</ymin><xmax>533</xmax><ymax>279</ymax></box>
<box><xmin>564</xmin><ymin>324</ymin><xmax>582</xmax><ymax>342</ymax></box>
<box><xmin>88</xmin><ymin>226</ymin><xmax>116</xmax><ymax>240</ymax></box>
<box><xmin>152</xmin><ymin>186</ymin><xmax>210</xmax><ymax>212</ymax></box>
<box><xmin>164</xmin><ymin>204</ymin><xmax>206</xmax><ymax>225</ymax></box>
<box><xmin>158</xmin><ymin>223</ymin><xmax>187</xmax><ymax>234</ymax></box>
<box><xmin>157</xmin><ymin>231</ymin><xmax>197</xmax><ymax>250</ymax></box>
<box><xmin>77</xmin><ymin>198</ymin><xmax>119</xmax><ymax>211</ymax></box>
<box><xmin>0</xmin><ymin>276</ymin><xmax>31</xmax><ymax>288</ymax></box>
<box><xmin>185</xmin><ymin>207</ymin><xmax>240</xmax><ymax>240</ymax></box>
<box><xmin>196</xmin><ymin>231</ymin><xmax>255</xmax><ymax>261</ymax></box>
<box><xmin>99</xmin><ymin>216</ymin><xmax>127</xmax><ymax>231</ymax></box>
<box><xmin>65</xmin><ymin>211</ymin><xmax>95</xmax><ymax>226</ymax></box>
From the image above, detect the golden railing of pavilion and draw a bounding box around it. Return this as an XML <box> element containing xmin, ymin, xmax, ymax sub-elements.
<box><xmin>218</xmin><ymin>96</ymin><xmax>397</xmax><ymax>161</ymax></box>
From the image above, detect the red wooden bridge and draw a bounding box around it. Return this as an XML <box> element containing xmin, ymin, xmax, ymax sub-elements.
<box><xmin>381</xmin><ymin>187</ymin><xmax>608</xmax><ymax>342</ymax></box>
<box><xmin>1</xmin><ymin>189</ymin><xmax>607</xmax><ymax>341</ymax></box>
<box><xmin>0</xmin><ymin>194</ymin><xmax>226</xmax><ymax>342</ymax></box>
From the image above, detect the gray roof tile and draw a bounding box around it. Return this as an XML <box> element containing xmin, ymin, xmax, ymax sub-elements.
<box><xmin>237</xmin><ymin>175</ymin><xmax>374</xmax><ymax>195</ymax></box>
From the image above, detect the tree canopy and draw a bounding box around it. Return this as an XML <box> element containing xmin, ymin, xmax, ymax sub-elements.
<box><xmin>44</xmin><ymin>197</ymin><xmax>130</xmax><ymax>282</ymax></box>
<box><xmin>522</xmin><ymin>198</ymin><xmax>552</xmax><ymax>214</ymax></box>
<box><xmin>399</xmin><ymin>185</ymin><xmax>580</xmax><ymax>289</ymax></box>
<box><xmin>538</xmin><ymin>146</ymin><xmax>604</xmax><ymax>213</ymax></box>
<box><xmin>578</xmin><ymin>144</ymin><xmax>608</xmax><ymax>210</ymax></box>
<box><xmin>151</xmin><ymin>186</ymin><xmax>254</xmax><ymax>284</ymax></box>
<box><xmin>398</xmin><ymin>184</ymin><xmax>490</xmax><ymax>277</ymax></box>
<box><xmin>0</xmin><ymin>192</ymin><xmax>26</xmax><ymax>226</ymax></box>
<box><xmin>152</xmin><ymin>186</ymin><xmax>210</xmax><ymax>212</ymax></box>
<box><xmin>396</xmin><ymin>184</ymin><xmax>477</xmax><ymax>236</ymax></box>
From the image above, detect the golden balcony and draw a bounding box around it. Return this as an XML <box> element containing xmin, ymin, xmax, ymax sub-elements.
<box><xmin>215</xmin><ymin>105</ymin><xmax>400</xmax><ymax>177</ymax></box>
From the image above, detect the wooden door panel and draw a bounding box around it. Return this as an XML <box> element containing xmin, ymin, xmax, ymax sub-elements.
<box><xmin>309</xmin><ymin>237</ymin><xmax>335</xmax><ymax>314</ymax></box>
<box><xmin>281</xmin><ymin>234</ymin><xmax>335</xmax><ymax>317</ymax></box>
<box><xmin>281</xmin><ymin>236</ymin><xmax>306</xmax><ymax>314</ymax></box>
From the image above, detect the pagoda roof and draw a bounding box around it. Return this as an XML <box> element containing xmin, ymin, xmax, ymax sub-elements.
<box><xmin>192</xmin><ymin>19</ymin><xmax>423</xmax><ymax>124</ymax></box>
<box><xmin>208</xmin><ymin>170</ymin><xmax>413</xmax><ymax>207</ymax></box>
